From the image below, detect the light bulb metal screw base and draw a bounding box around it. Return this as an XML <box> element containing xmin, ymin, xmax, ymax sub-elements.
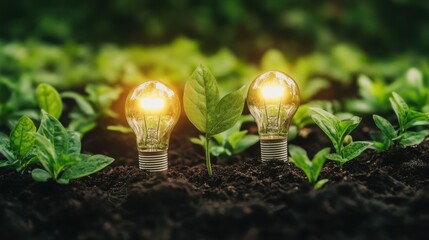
<box><xmin>260</xmin><ymin>138</ymin><xmax>288</xmax><ymax>162</ymax></box>
<box><xmin>138</xmin><ymin>150</ymin><xmax>168</xmax><ymax>172</ymax></box>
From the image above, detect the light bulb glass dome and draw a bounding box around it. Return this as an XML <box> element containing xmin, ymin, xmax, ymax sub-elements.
<box><xmin>126</xmin><ymin>81</ymin><xmax>180</xmax><ymax>171</ymax></box>
<box><xmin>247</xmin><ymin>71</ymin><xmax>300</xmax><ymax>161</ymax></box>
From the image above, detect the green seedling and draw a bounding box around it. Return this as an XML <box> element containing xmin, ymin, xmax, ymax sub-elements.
<box><xmin>311</xmin><ymin>108</ymin><xmax>372</xmax><ymax>166</ymax></box>
<box><xmin>36</xmin><ymin>83</ymin><xmax>63</xmax><ymax>119</ymax></box>
<box><xmin>31</xmin><ymin>110</ymin><xmax>114</xmax><ymax>184</ymax></box>
<box><xmin>289</xmin><ymin>145</ymin><xmax>330</xmax><ymax>189</ymax></box>
<box><xmin>372</xmin><ymin>92</ymin><xmax>429</xmax><ymax>151</ymax></box>
<box><xmin>191</xmin><ymin>115</ymin><xmax>259</xmax><ymax>162</ymax></box>
<box><xmin>184</xmin><ymin>65</ymin><xmax>245</xmax><ymax>176</ymax></box>
<box><xmin>0</xmin><ymin>116</ymin><xmax>38</xmax><ymax>173</ymax></box>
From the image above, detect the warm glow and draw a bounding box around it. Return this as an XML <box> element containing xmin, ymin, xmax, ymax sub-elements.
<box><xmin>261</xmin><ymin>86</ymin><xmax>284</xmax><ymax>100</ymax></box>
<box><xmin>140</xmin><ymin>97</ymin><xmax>165</xmax><ymax>111</ymax></box>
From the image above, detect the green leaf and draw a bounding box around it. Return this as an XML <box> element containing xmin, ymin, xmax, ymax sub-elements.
<box><xmin>31</xmin><ymin>168</ymin><xmax>52</xmax><ymax>182</ymax></box>
<box><xmin>183</xmin><ymin>64</ymin><xmax>220</xmax><ymax>133</ymax></box>
<box><xmin>390</xmin><ymin>92</ymin><xmax>408</xmax><ymax>131</ymax></box>
<box><xmin>32</xmin><ymin>133</ymin><xmax>56</xmax><ymax>175</ymax></box>
<box><xmin>208</xmin><ymin>86</ymin><xmax>245</xmax><ymax>135</ymax></box>
<box><xmin>0</xmin><ymin>136</ymin><xmax>15</xmax><ymax>162</ymax></box>
<box><xmin>233</xmin><ymin>135</ymin><xmax>259</xmax><ymax>154</ymax></box>
<box><xmin>326</xmin><ymin>153</ymin><xmax>344</xmax><ymax>162</ymax></box>
<box><xmin>38</xmin><ymin>110</ymin><xmax>70</xmax><ymax>155</ymax></box>
<box><xmin>399</xmin><ymin>131</ymin><xmax>427</xmax><ymax>147</ymax></box>
<box><xmin>338</xmin><ymin>116</ymin><xmax>361</xmax><ymax>142</ymax></box>
<box><xmin>61</xmin><ymin>154</ymin><xmax>114</xmax><ymax>180</ymax></box>
<box><xmin>289</xmin><ymin>145</ymin><xmax>312</xmax><ymax>182</ymax></box>
<box><xmin>10</xmin><ymin>116</ymin><xmax>36</xmax><ymax>159</ymax></box>
<box><xmin>106</xmin><ymin>125</ymin><xmax>133</xmax><ymax>134</ymax></box>
<box><xmin>67</xmin><ymin>130</ymin><xmax>81</xmax><ymax>154</ymax></box>
<box><xmin>405</xmin><ymin>110</ymin><xmax>429</xmax><ymax>129</ymax></box>
<box><xmin>228</xmin><ymin>130</ymin><xmax>247</xmax><ymax>149</ymax></box>
<box><xmin>312</xmin><ymin>148</ymin><xmax>330</xmax><ymax>182</ymax></box>
<box><xmin>311</xmin><ymin>111</ymin><xmax>340</xmax><ymax>151</ymax></box>
<box><xmin>314</xmin><ymin>179</ymin><xmax>329</xmax><ymax>189</ymax></box>
<box><xmin>373</xmin><ymin>115</ymin><xmax>397</xmax><ymax>139</ymax></box>
<box><xmin>61</xmin><ymin>92</ymin><xmax>95</xmax><ymax>115</ymax></box>
<box><xmin>36</xmin><ymin>83</ymin><xmax>63</xmax><ymax>119</ymax></box>
<box><xmin>341</xmin><ymin>141</ymin><xmax>372</xmax><ymax>162</ymax></box>
<box><xmin>190</xmin><ymin>136</ymin><xmax>205</xmax><ymax>146</ymax></box>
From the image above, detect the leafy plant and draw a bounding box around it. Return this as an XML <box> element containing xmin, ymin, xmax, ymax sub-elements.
<box><xmin>347</xmin><ymin>68</ymin><xmax>429</xmax><ymax>114</ymax></box>
<box><xmin>190</xmin><ymin>115</ymin><xmax>259</xmax><ymax>162</ymax></box>
<box><xmin>36</xmin><ymin>83</ymin><xmax>63</xmax><ymax>119</ymax></box>
<box><xmin>184</xmin><ymin>64</ymin><xmax>245</xmax><ymax>176</ymax></box>
<box><xmin>62</xmin><ymin>84</ymin><xmax>122</xmax><ymax>136</ymax></box>
<box><xmin>0</xmin><ymin>116</ymin><xmax>38</xmax><ymax>173</ymax></box>
<box><xmin>31</xmin><ymin>110</ymin><xmax>114</xmax><ymax>184</ymax></box>
<box><xmin>372</xmin><ymin>92</ymin><xmax>429</xmax><ymax>151</ymax></box>
<box><xmin>311</xmin><ymin>108</ymin><xmax>372</xmax><ymax>165</ymax></box>
<box><xmin>289</xmin><ymin>145</ymin><xmax>330</xmax><ymax>189</ymax></box>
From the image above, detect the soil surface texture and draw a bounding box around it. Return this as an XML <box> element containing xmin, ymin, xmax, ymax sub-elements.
<box><xmin>0</xmin><ymin>116</ymin><xmax>429</xmax><ymax>240</ymax></box>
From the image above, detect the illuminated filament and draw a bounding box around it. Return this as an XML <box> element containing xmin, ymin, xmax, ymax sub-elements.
<box><xmin>140</xmin><ymin>97</ymin><xmax>165</xmax><ymax>112</ymax></box>
<box><xmin>261</xmin><ymin>86</ymin><xmax>284</xmax><ymax>101</ymax></box>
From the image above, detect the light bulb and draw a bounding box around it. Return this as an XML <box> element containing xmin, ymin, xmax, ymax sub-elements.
<box><xmin>126</xmin><ymin>80</ymin><xmax>180</xmax><ymax>171</ymax></box>
<box><xmin>247</xmin><ymin>71</ymin><xmax>300</xmax><ymax>161</ymax></box>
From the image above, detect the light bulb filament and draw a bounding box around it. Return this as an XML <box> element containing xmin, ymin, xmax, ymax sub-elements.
<box><xmin>140</xmin><ymin>97</ymin><xmax>165</xmax><ymax>111</ymax></box>
<box><xmin>261</xmin><ymin>86</ymin><xmax>284</xmax><ymax>100</ymax></box>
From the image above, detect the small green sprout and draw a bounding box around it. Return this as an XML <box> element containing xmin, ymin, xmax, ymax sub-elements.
<box><xmin>372</xmin><ymin>92</ymin><xmax>429</xmax><ymax>151</ymax></box>
<box><xmin>31</xmin><ymin>111</ymin><xmax>114</xmax><ymax>184</ymax></box>
<box><xmin>190</xmin><ymin>115</ymin><xmax>259</xmax><ymax>162</ymax></box>
<box><xmin>289</xmin><ymin>145</ymin><xmax>330</xmax><ymax>189</ymax></box>
<box><xmin>184</xmin><ymin>65</ymin><xmax>245</xmax><ymax>176</ymax></box>
<box><xmin>310</xmin><ymin>108</ymin><xmax>372</xmax><ymax>166</ymax></box>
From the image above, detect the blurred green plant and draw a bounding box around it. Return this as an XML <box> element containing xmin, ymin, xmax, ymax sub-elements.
<box><xmin>191</xmin><ymin>115</ymin><xmax>259</xmax><ymax>163</ymax></box>
<box><xmin>372</xmin><ymin>92</ymin><xmax>429</xmax><ymax>152</ymax></box>
<box><xmin>346</xmin><ymin>68</ymin><xmax>429</xmax><ymax>114</ymax></box>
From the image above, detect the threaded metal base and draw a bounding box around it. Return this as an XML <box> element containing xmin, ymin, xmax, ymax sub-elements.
<box><xmin>260</xmin><ymin>138</ymin><xmax>288</xmax><ymax>162</ymax></box>
<box><xmin>138</xmin><ymin>150</ymin><xmax>168</xmax><ymax>172</ymax></box>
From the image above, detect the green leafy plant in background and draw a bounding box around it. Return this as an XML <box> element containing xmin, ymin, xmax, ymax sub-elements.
<box><xmin>191</xmin><ymin>115</ymin><xmax>259</xmax><ymax>162</ymax></box>
<box><xmin>289</xmin><ymin>145</ymin><xmax>330</xmax><ymax>189</ymax></box>
<box><xmin>0</xmin><ymin>116</ymin><xmax>38</xmax><ymax>173</ymax></box>
<box><xmin>372</xmin><ymin>92</ymin><xmax>429</xmax><ymax>152</ymax></box>
<box><xmin>62</xmin><ymin>84</ymin><xmax>122</xmax><ymax>136</ymax></box>
<box><xmin>311</xmin><ymin>108</ymin><xmax>372</xmax><ymax>166</ymax></box>
<box><xmin>31</xmin><ymin>111</ymin><xmax>114</xmax><ymax>184</ymax></box>
<box><xmin>0</xmin><ymin>76</ymin><xmax>39</xmax><ymax>131</ymax></box>
<box><xmin>184</xmin><ymin>65</ymin><xmax>245</xmax><ymax>176</ymax></box>
<box><xmin>347</xmin><ymin>68</ymin><xmax>429</xmax><ymax>114</ymax></box>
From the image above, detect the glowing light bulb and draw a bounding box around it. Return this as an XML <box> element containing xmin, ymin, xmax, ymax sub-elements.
<box><xmin>247</xmin><ymin>71</ymin><xmax>300</xmax><ymax>161</ymax></box>
<box><xmin>126</xmin><ymin>81</ymin><xmax>180</xmax><ymax>171</ymax></box>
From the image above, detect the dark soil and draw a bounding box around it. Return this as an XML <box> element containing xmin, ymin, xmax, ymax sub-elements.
<box><xmin>1</xmin><ymin>116</ymin><xmax>429</xmax><ymax>240</ymax></box>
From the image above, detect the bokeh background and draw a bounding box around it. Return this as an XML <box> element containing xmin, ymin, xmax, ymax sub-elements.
<box><xmin>1</xmin><ymin>0</ymin><xmax>429</xmax><ymax>134</ymax></box>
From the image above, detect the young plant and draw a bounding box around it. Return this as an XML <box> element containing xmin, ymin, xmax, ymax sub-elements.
<box><xmin>31</xmin><ymin>110</ymin><xmax>114</xmax><ymax>184</ymax></box>
<box><xmin>311</xmin><ymin>108</ymin><xmax>372</xmax><ymax>166</ymax></box>
<box><xmin>372</xmin><ymin>92</ymin><xmax>429</xmax><ymax>151</ymax></box>
<box><xmin>190</xmin><ymin>115</ymin><xmax>259</xmax><ymax>162</ymax></box>
<box><xmin>184</xmin><ymin>64</ymin><xmax>245</xmax><ymax>176</ymax></box>
<box><xmin>289</xmin><ymin>145</ymin><xmax>330</xmax><ymax>189</ymax></box>
<box><xmin>0</xmin><ymin>116</ymin><xmax>38</xmax><ymax>173</ymax></box>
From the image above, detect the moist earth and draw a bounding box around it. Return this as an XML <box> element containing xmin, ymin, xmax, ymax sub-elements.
<box><xmin>0</xmin><ymin>117</ymin><xmax>428</xmax><ymax>240</ymax></box>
